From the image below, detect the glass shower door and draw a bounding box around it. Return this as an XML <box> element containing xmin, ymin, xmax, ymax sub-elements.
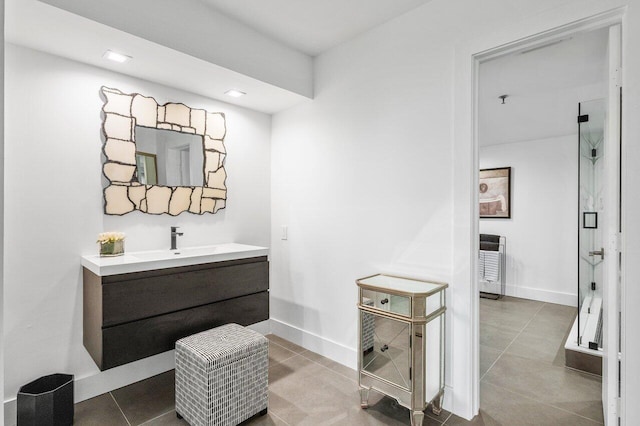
<box><xmin>578</xmin><ymin>98</ymin><xmax>605</xmax><ymax>350</ymax></box>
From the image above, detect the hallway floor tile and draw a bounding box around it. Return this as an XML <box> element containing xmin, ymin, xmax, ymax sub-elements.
<box><xmin>74</xmin><ymin>297</ymin><xmax>601</xmax><ymax>425</ymax></box>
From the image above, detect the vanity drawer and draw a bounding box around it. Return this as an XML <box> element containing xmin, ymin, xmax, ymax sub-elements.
<box><xmin>100</xmin><ymin>291</ymin><xmax>269</xmax><ymax>370</ymax></box>
<box><xmin>99</xmin><ymin>256</ymin><xmax>268</xmax><ymax>327</ymax></box>
<box><xmin>361</xmin><ymin>289</ymin><xmax>411</xmax><ymax>316</ymax></box>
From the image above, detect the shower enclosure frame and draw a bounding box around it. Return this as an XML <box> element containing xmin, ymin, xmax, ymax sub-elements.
<box><xmin>578</xmin><ymin>98</ymin><xmax>606</xmax><ymax>352</ymax></box>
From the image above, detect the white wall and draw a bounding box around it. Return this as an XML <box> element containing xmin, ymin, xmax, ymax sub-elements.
<box><xmin>3</xmin><ymin>44</ymin><xmax>271</xmax><ymax>417</ymax></box>
<box><xmin>271</xmin><ymin>0</ymin><xmax>640</xmax><ymax>420</ymax></box>
<box><xmin>270</xmin><ymin>0</ymin><xmax>458</xmax><ymax>412</ymax></box>
<box><xmin>479</xmin><ymin>135</ymin><xmax>578</xmax><ymax>305</ymax></box>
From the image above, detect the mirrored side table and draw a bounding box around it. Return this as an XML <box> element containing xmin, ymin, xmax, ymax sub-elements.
<box><xmin>356</xmin><ymin>274</ymin><xmax>447</xmax><ymax>426</ymax></box>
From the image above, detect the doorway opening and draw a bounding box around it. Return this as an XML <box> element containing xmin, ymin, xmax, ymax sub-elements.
<box><xmin>474</xmin><ymin>21</ymin><xmax>621</xmax><ymax>425</ymax></box>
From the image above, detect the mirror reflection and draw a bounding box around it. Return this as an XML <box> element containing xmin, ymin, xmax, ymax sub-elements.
<box><xmin>135</xmin><ymin>126</ymin><xmax>204</xmax><ymax>186</ymax></box>
<box><xmin>135</xmin><ymin>152</ymin><xmax>158</xmax><ymax>185</ymax></box>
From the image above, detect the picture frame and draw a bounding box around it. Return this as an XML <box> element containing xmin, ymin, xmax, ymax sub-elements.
<box><xmin>479</xmin><ymin>167</ymin><xmax>511</xmax><ymax>219</ymax></box>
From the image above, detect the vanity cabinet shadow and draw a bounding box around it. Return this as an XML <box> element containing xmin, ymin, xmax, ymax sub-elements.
<box><xmin>83</xmin><ymin>256</ymin><xmax>269</xmax><ymax>370</ymax></box>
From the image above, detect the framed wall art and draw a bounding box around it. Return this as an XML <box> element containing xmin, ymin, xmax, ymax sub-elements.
<box><xmin>479</xmin><ymin>167</ymin><xmax>511</xmax><ymax>219</ymax></box>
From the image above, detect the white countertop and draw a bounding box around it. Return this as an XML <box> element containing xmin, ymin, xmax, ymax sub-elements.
<box><xmin>81</xmin><ymin>243</ymin><xmax>269</xmax><ymax>276</ymax></box>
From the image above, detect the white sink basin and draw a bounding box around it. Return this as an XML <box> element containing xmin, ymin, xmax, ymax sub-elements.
<box><xmin>131</xmin><ymin>245</ymin><xmax>237</xmax><ymax>260</ymax></box>
<box><xmin>81</xmin><ymin>243</ymin><xmax>268</xmax><ymax>276</ymax></box>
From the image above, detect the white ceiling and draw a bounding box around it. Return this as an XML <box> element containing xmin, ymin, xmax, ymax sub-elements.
<box><xmin>6</xmin><ymin>0</ymin><xmax>311</xmax><ymax>114</ymax></box>
<box><xmin>7</xmin><ymin>0</ymin><xmax>609</xmax><ymax>126</ymax></box>
<box><xmin>6</xmin><ymin>0</ymin><xmax>434</xmax><ymax>114</ymax></box>
<box><xmin>479</xmin><ymin>28</ymin><xmax>609</xmax><ymax>146</ymax></box>
<box><xmin>199</xmin><ymin>0</ymin><xmax>433</xmax><ymax>56</ymax></box>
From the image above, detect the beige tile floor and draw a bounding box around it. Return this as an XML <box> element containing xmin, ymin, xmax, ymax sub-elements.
<box><xmin>74</xmin><ymin>296</ymin><xmax>602</xmax><ymax>425</ymax></box>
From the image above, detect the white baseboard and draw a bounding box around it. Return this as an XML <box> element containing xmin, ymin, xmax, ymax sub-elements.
<box><xmin>3</xmin><ymin>320</ymin><xmax>270</xmax><ymax>426</ymax></box>
<box><xmin>270</xmin><ymin>318</ymin><xmax>357</xmax><ymax>370</ymax></box>
<box><xmin>481</xmin><ymin>281</ymin><xmax>576</xmax><ymax>306</ymax></box>
<box><xmin>504</xmin><ymin>284</ymin><xmax>576</xmax><ymax>306</ymax></box>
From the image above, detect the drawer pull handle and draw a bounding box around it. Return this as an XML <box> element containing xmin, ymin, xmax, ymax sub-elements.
<box><xmin>380</xmin><ymin>344</ymin><xmax>389</xmax><ymax>352</ymax></box>
<box><xmin>380</xmin><ymin>298</ymin><xmax>389</xmax><ymax>305</ymax></box>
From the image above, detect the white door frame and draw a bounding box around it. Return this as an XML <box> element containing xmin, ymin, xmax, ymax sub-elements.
<box><xmin>456</xmin><ymin>7</ymin><xmax>625</xmax><ymax>422</ymax></box>
<box><xmin>602</xmin><ymin>23</ymin><xmax>622</xmax><ymax>425</ymax></box>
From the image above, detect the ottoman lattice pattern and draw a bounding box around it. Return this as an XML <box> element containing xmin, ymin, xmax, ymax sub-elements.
<box><xmin>175</xmin><ymin>323</ymin><xmax>269</xmax><ymax>426</ymax></box>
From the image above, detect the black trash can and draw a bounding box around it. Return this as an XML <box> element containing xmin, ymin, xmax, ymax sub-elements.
<box><xmin>17</xmin><ymin>374</ymin><xmax>74</xmax><ymax>426</ymax></box>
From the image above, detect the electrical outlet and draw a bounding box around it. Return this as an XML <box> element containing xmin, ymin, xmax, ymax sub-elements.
<box><xmin>281</xmin><ymin>226</ymin><xmax>288</xmax><ymax>240</ymax></box>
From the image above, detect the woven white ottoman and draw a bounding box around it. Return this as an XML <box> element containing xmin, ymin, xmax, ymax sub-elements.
<box><xmin>175</xmin><ymin>323</ymin><xmax>269</xmax><ymax>426</ymax></box>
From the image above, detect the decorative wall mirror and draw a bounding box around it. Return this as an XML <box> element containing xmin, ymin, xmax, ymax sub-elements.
<box><xmin>100</xmin><ymin>86</ymin><xmax>227</xmax><ymax>215</ymax></box>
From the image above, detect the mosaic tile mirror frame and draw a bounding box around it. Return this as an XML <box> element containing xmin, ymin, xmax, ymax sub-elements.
<box><xmin>100</xmin><ymin>86</ymin><xmax>228</xmax><ymax>216</ymax></box>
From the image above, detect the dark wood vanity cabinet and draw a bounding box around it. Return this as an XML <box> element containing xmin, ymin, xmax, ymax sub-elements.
<box><xmin>83</xmin><ymin>256</ymin><xmax>269</xmax><ymax>370</ymax></box>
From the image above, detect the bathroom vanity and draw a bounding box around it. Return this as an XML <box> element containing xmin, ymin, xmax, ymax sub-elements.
<box><xmin>81</xmin><ymin>243</ymin><xmax>269</xmax><ymax>370</ymax></box>
<box><xmin>357</xmin><ymin>274</ymin><xmax>447</xmax><ymax>426</ymax></box>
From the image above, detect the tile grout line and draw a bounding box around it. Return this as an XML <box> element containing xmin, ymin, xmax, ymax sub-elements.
<box><xmin>481</xmin><ymin>303</ymin><xmax>605</xmax><ymax>425</ymax></box>
<box><xmin>297</xmin><ymin>350</ymin><xmax>358</xmax><ymax>384</ymax></box>
<box><xmin>269</xmin><ymin>335</ymin><xmax>454</xmax><ymax>423</ymax></box>
<box><xmin>269</xmin><ymin>408</ymin><xmax>292</xmax><ymax>426</ymax></box>
<box><xmin>270</xmin><ymin>337</ymin><xmax>396</xmax><ymax>420</ymax></box>
<box><xmin>481</xmin><ymin>380</ymin><xmax>604</xmax><ymax>425</ymax></box>
<box><xmin>271</xmin><ymin>338</ymin><xmax>367</xmax><ymax>390</ymax></box>
<box><xmin>136</xmin><ymin>406</ymin><xmax>293</xmax><ymax>426</ymax></box>
<box><xmin>253</xmin><ymin>338</ymin><xmax>297</xmax><ymax>425</ymax></box>
<box><xmin>275</xmin><ymin>352</ymin><xmax>302</xmax><ymax>365</ymax></box>
<box><xmin>565</xmin><ymin>365</ymin><xmax>604</xmax><ymax>379</ymax></box>
<box><xmin>268</xmin><ymin>336</ymin><xmax>306</xmax><ymax>356</ymax></box>
<box><xmin>268</xmin><ymin>335</ymin><xmax>359</xmax><ymax>384</ymax></box>
<box><xmin>545</xmin><ymin>401</ymin><xmax>604</xmax><ymax>425</ymax></box>
<box><xmin>289</xmin><ymin>340</ymin><xmax>452</xmax><ymax>423</ymax></box>
<box><xmin>109</xmin><ymin>391</ymin><xmax>132</xmax><ymax>426</ymax></box>
<box><xmin>137</xmin><ymin>408</ymin><xmax>175</xmax><ymax>426</ymax></box>
<box><xmin>437</xmin><ymin>411</ymin><xmax>452</xmax><ymax>424</ymax></box>
<box><xmin>269</xmin><ymin>342</ymin><xmax>303</xmax><ymax>366</ymax></box>
<box><xmin>479</xmin><ymin>301</ymin><xmax>547</xmax><ymax>381</ymax></box>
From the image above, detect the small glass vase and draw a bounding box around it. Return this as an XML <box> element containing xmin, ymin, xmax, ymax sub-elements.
<box><xmin>99</xmin><ymin>239</ymin><xmax>125</xmax><ymax>257</ymax></box>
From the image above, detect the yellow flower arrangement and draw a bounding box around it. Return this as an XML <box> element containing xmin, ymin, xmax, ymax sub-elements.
<box><xmin>97</xmin><ymin>232</ymin><xmax>125</xmax><ymax>256</ymax></box>
<box><xmin>97</xmin><ymin>232</ymin><xmax>126</xmax><ymax>243</ymax></box>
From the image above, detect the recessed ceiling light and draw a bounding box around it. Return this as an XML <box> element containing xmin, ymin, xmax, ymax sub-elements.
<box><xmin>103</xmin><ymin>50</ymin><xmax>131</xmax><ymax>63</ymax></box>
<box><xmin>225</xmin><ymin>89</ymin><xmax>246</xmax><ymax>98</ymax></box>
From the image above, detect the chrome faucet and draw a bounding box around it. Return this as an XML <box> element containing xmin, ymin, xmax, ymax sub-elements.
<box><xmin>170</xmin><ymin>226</ymin><xmax>183</xmax><ymax>250</ymax></box>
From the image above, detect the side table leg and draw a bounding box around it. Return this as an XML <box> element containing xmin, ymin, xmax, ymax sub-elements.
<box><xmin>431</xmin><ymin>393</ymin><xmax>443</xmax><ymax>416</ymax></box>
<box><xmin>411</xmin><ymin>410</ymin><xmax>424</xmax><ymax>426</ymax></box>
<box><xmin>359</xmin><ymin>387</ymin><xmax>370</xmax><ymax>409</ymax></box>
